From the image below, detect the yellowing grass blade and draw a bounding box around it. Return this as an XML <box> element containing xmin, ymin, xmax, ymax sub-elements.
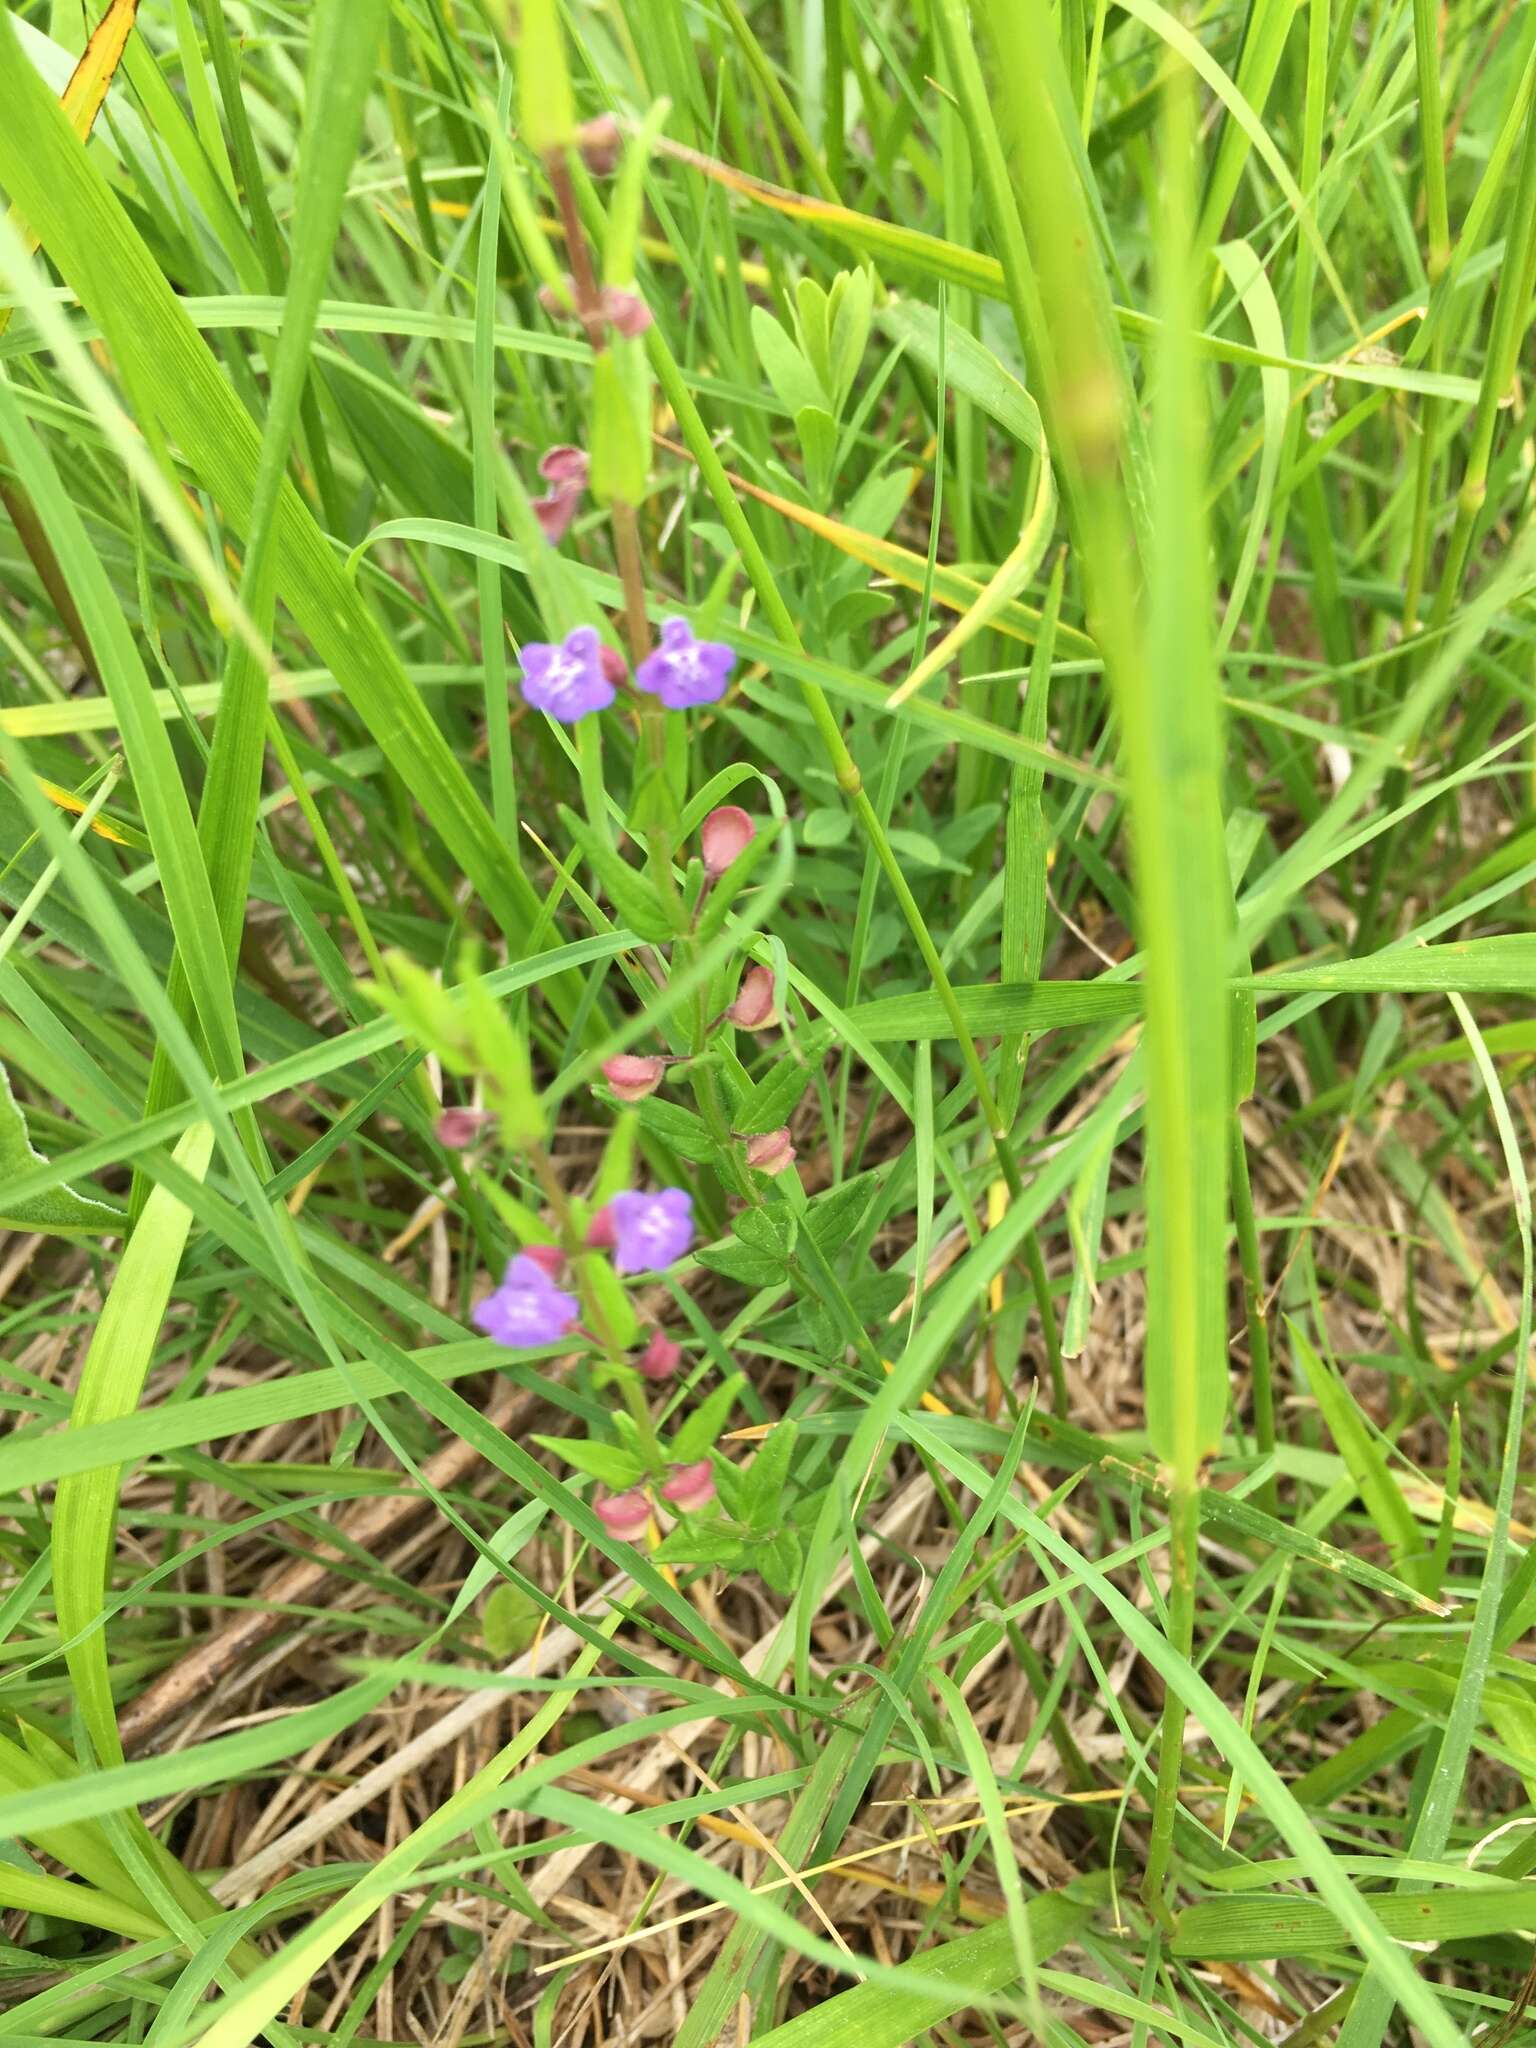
<box><xmin>0</xmin><ymin>0</ymin><xmax>138</xmax><ymax>340</ymax></box>
<box><xmin>59</xmin><ymin>0</ymin><xmax>139</xmax><ymax>135</ymax></box>
<box><xmin>27</xmin><ymin>771</ymin><xmax>136</xmax><ymax>846</ymax></box>
<box><xmin>653</xmin><ymin>433</ymin><xmax>1095</xmax><ymax>659</ymax></box>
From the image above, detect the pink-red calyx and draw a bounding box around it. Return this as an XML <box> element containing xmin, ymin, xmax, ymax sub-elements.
<box><xmin>601</xmin><ymin>1053</ymin><xmax>666</xmax><ymax>1103</ymax></box>
<box><xmin>595</xmin><ymin>1489</ymin><xmax>651</xmax><ymax>1541</ymax></box>
<box><xmin>745</xmin><ymin>1127</ymin><xmax>796</xmax><ymax>1176</ymax></box>
<box><xmin>638</xmin><ymin>1330</ymin><xmax>683</xmax><ymax>1380</ymax></box>
<box><xmin>701</xmin><ymin>805</ymin><xmax>757</xmax><ymax>877</ymax></box>
<box><xmin>436</xmin><ymin>1106</ymin><xmax>492</xmax><ymax>1149</ymax></box>
<box><xmin>727</xmin><ymin>964</ymin><xmax>776</xmax><ymax>1031</ymax></box>
<box><xmin>661</xmin><ymin>1460</ymin><xmax>715</xmax><ymax>1511</ymax></box>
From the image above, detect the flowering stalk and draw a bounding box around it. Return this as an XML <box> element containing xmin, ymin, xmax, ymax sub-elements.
<box><xmin>519</xmin><ymin>1138</ymin><xmax>667</xmax><ymax>1468</ymax></box>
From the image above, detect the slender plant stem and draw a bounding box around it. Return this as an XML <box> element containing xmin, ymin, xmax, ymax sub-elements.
<box><xmin>1141</xmin><ymin>1485</ymin><xmax>1198</xmax><ymax>1918</ymax></box>
<box><xmin>1230</xmin><ymin>1113</ymin><xmax>1277</xmax><ymax>1518</ymax></box>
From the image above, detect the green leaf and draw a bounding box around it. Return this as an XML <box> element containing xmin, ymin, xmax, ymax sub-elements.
<box><xmin>1172</xmin><ymin>1883</ymin><xmax>1536</xmax><ymax>1961</ymax></box>
<box><xmin>483</xmin><ymin>1582</ymin><xmax>543</xmax><ymax>1661</ymax></box>
<box><xmin>740</xmin><ymin>1421</ymin><xmax>799</xmax><ymax>1534</ymax></box>
<box><xmin>794</xmin><ymin>402</ymin><xmax>837</xmax><ymax>489</ymax></box>
<box><xmin>847</xmin><ymin>980</ymin><xmax>1142</xmax><ymax>1040</ymax></box>
<box><xmin>802</xmin><ymin>806</ymin><xmax>853</xmax><ymax>847</ymax></box>
<box><xmin>694</xmin><ymin>1234</ymin><xmax>787</xmax><ymax>1288</ymax></box>
<box><xmin>1289</xmin><ymin>1321</ymin><xmax>1423</xmax><ymax>1570</ymax></box>
<box><xmin>0</xmin><ymin>1061</ymin><xmax>121</xmax><ymax>1235</ymax></box>
<box><xmin>0</xmin><ymin>21</ymin><xmax>545</xmax><ymax>950</ymax></box>
<box><xmin>743</xmin><ymin>1895</ymin><xmax>1091</xmax><ymax>2046</ymax></box>
<box><xmin>589</xmin><ymin>342</ymin><xmax>651</xmax><ymax>509</ymax></box>
<box><xmin>560</xmin><ymin>808</ymin><xmax>677</xmax><ymax>942</ymax></box>
<box><xmin>878</xmin><ymin>296</ymin><xmax>1043</xmax><ymax>451</ymax></box>
<box><xmin>758</xmin><ymin>1526</ymin><xmax>803</xmax><ymax>1596</ymax></box>
<box><xmin>671</xmin><ymin>1374</ymin><xmax>744</xmax><ymax>1462</ymax></box>
<box><xmin>531</xmin><ymin>1437</ymin><xmax>646</xmax><ymax>1490</ymax></box>
<box><xmin>733</xmin><ymin>1047</ymin><xmax>822</xmax><ymax>1135</ymax></box>
<box><xmin>751</xmin><ymin>304</ymin><xmax>823</xmax><ymax>415</ymax></box>
<box><xmin>53</xmin><ymin>1122</ymin><xmax>215</xmax><ymax>1766</ymax></box>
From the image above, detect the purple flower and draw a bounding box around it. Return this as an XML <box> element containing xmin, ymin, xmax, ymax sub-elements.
<box><xmin>634</xmin><ymin>617</ymin><xmax>736</xmax><ymax>710</ymax></box>
<box><xmin>473</xmin><ymin>1254</ymin><xmax>580</xmax><ymax>1348</ymax></box>
<box><xmin>603</xmin><ymin>1188</ymin><xmax>695</xmax><ymax>1274</ymax></box>
<box><xmin>519</xmin><ymin>626</ymin><xmax>615</xmax><ymax>723</ymax></box>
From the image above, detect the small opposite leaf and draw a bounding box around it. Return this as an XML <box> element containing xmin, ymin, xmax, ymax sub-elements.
<box><xmin>532</xmin><ymin>1436</ymin><xmax>646</xmax><ymax>1489</ymax></box>
<box><xmin>671</xmin><ymin>1374</ymin><xmax>744</xmax><ymax>1462</ymax></box>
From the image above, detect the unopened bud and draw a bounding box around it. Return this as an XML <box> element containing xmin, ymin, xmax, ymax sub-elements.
<box><xmin>661</xmin><ymin>1459</ymin><xmax>715</xmax><ymax>1511</ymax></box>
<box><xmin>595</xmin><ymin>1488</ymin><xmax>651</xmax><ymax>1540</ymax></box>
<box><xmin>436</xmin><ymin>1106</ymin><xmax>492</xmax><ymax>1149</ymax></box>
<box><xmin>600</xmin><ymin>284</ymin><xmax>653</xmax><ymax>338</ymax></box>
<box><xmin>638</xmin><ymin>1329</ymin><xmax>682</xmax><ymax>1380</ymax></box>
<box><xmin>745</xmin><ymin>1127</ymin><xmax>796</xmax><ymax>1176</ymax></box>
<box><xmin>726</xmin><ymin>964</ymin><xmax>776</xmax><ymax>1031</ymax></box>
<box><xmin>700</xmin><ymin>804</ymin><xmax>756</xmax><ymax>877</ymax></box>
<box><xmin>576</xmin><ymin>113</ymin><xmax>622</xmax><ymax>175</ymax></box>
<box><xmin>601</xmin><ymin>1053</ymin><xmax>666</xmax><ymax>1103</ymax></box>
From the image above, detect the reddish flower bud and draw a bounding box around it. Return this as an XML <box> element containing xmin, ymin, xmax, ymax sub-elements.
<box><xmin>726</xmin><ymin>964</ymin><xmax>776</xmax><ymax>1031</ymax></box>
<box><xmin>436</xmin><ymin>1106</ymin><xmax>492</xmax><ymax>1149</ymax></box>
<box><xmin>638</xmin><ymin>1329</ymin><xmax>682</xmax><ymax>1381</ymax></box>
<box><xmin>538</xmin><ymin>444</ymin><xmax>589</xmax><ymax>487</ymax></box>
<box><xmin>576</xmin><ymin>113</ymin><xmax>623</xmax><ymax>175</ymax></box>
<box><xmin>745</xmin><ymin>1127</ymin><xmax>796</xmax><ymax>1176</ymax></box>
<box><xmin>601</xmin><ymin>1053</ymin><xmax>665</xmax><ymax>1103</ymax></box>
<box><xmin>599</xmin><ymin>644</ymin><xmax>630</xmax><ymax>689</ymax></box>
<box><xmin>600</xmin><ymin>284</ymin><xmax>653</xmax><ymax>338</ymax></box>
<box><xmin>700</xmin><ymin>804</ymin><xmax>756</xmax><ymax>877</ymax></box>
<box><xmin>521</xmin><ymin>1242</ymin><xmax>566</xmax><ymax>1280</ymax></box>
<box><xmin>639</xmin><ymin>1331</ymin><xmax>682</xmax><ymax>1381</ymax></box>
<box><xmin>595</xmin><ymin>1488</ymin><xmax>651</xmax><ymax>1541</ymax></box>
<box><xmin>532</xmin><ymin>489</ymin><xmax>581</xmax><ymax>545</ymax></box>
<box><xmin>586</xmin><ymin>1204</ymin><xmax>617</xmax><ymax>1250</ymax></box>
<box><xmin>530</xmin><ymin>444</ymin><xmax>589</xmax><ymax>545</ymax></box>
<box><xmin>538</xmin><ymin>278</ymin><xmax>577</xmax><ymax>320</ymax></box>
<box><xmin>661</xmin><ymin>1459</ymin><xmax>715</xmax><ymax>1512</ymax></box>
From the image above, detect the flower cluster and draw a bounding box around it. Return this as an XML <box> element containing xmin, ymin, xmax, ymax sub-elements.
<box><xmin>518</xmin><ymin>617</ymin><xmax>736</xmax><ymax>726</ymax></box>
<box><xmin>473</xmin><ymin>1187</ymin><xmax>694</xmax><ymax>1354</ymax></box>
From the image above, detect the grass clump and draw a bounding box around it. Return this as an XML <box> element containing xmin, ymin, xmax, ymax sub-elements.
<box><xmin>1</xmin><ymin>0</ymin><xmax>1535</xmax><ymax>2042</ymax></box>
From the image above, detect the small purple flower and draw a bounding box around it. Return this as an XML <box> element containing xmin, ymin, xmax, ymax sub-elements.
<box><xmin>634</xmin><ymin>617</ymin><xmax>736</xmax><ymax>710</ymax></box>
<box><xmin>604</xmin><ymin>1188</ymin><xmax>695</xmax><ymax>1274</ymax></box>
<box><xmin>473</xmin><ymin>1254</ymin><xmax>580</xmax><ymax>1348</ymax></box>
<box><xmin>519</xmin><ymin>625</ymin><xmax>615</xmax><ymax>723</ymax></box>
